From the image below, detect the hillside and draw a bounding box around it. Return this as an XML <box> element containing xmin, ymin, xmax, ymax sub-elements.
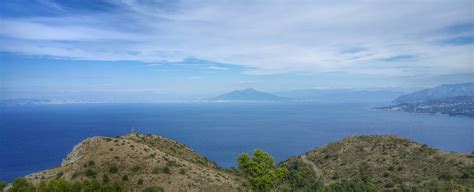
<box><xmin>377</xmin><ymin>96</ymin><xmax>474</xmax><ymax>117</ymax></box>
<box><xmin>283</xmin><ymin>135</ymin><xmax>474</xmax><ymax>191</ymax></box>
<box><xmin>21</xmin><ymin>134</ymin><xmax>244</xmax><ymax>191</ymax></box>
<box><xmin>7</xmin><ymin>134</ymin><xmax>474</xmax><ymax>191</ymax></box>
<box><xmin>393</xmin><ymin>83</ymin><xmax>474</xmax><ymax>104</ymax></box>
<box><xmin>211</xmin><ymin>88</ymin><xmax>288</xmax><ymax>101</ymax></box>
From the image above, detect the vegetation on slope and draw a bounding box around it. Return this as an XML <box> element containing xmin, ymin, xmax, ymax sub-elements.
<box><xmin>5</xmin><ymin>134</ymin><xmax>473</xmax><ymax>192</ymax></box>
<box><xmin>284</xmin><ymin>135</ymin><xmax>473</xmax><ymax>191</ymax></box>
<box><xmin>20</xmin><ymin>133</ymin><xmax>243</xmax><ymax>191</ymax></box>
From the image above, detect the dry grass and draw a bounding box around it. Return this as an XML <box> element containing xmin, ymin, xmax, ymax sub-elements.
<box><xmin>302</xmin><ymin>135</ymin><xmax>474</xmax><ymax>190</ymax></box>
<box><xmin>24</xmin><ymin>133</ymin><xmax>244</xmax><ymax>192</ymax></box>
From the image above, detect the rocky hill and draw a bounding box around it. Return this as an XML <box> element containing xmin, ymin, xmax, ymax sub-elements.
<box><xmin>22</xmin><ymin>134</ymin><xmax>244</xmax><ymax>192</ymax></box>
<box><xmin>8</xmin><ymin>134</ymin><xmax>474</xmax><ymax>191</ymax></box>
<box><xmin>283</xmin><ymin>135</ymin><xmax>474</xmax><ymax>191</ymax></box>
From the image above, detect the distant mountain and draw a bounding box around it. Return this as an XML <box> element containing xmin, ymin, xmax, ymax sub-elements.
<box><xmin>211</xmin><ymin>88</ymin><xmax>289</xmax><ymax>101</ymax></box>
<box><xmin>275</xmin><ymin>89</ymin><xmax>403</xmax><ymax>103</ymax></box>
<box><xmin>377</xmin><ymin>96</ymin><xmax>474</xmax><ymax>117</ymax></box>
<box><xmin>393</xmin><ymin>83</ymin><xmax>474</xmax><ymax>104</ymax></box>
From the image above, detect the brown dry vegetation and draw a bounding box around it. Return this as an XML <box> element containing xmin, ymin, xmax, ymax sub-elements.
<box><xmin>18</xmin><ymin>134</ymin><xmax>474</xmax><ymax>191</ymax></box>
<box><xmin>24</xmin><ymin>133</ymin><xmax>244</xmax><ymax>192</ymax></box>
<box><xmin>296</xmin><ymin>135</ymin><xmax>474</xmax><ymax>190</ymax></box>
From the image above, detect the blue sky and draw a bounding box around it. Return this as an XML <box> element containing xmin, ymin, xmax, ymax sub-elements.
<box><xmin>1</xmin><ymin>0</ymin><xmax>473</xmax><ymax>100</ymax></box>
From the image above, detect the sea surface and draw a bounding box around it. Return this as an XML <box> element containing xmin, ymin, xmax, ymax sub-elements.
<box><xmin>1</xmin><ymin>102</ymin><xmax>473</xmax><ymax>181</ymax></box>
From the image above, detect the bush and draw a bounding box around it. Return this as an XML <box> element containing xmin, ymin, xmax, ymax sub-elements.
<box><xmin>131</xmin><ymin>165</ymin><xmax>141</xmax><ymax>173</ymax></box>
<box><xmin>109</xmin><ymin>165</ymin><xmax>118</xmax><ymax>174</ymax></box>
<box><xmin>166</xmin><ymin>160</ymin><xmax>180</xmax><ymax>167</ymax></box>
<box><xmin>8</xmin><ymin>178</ymin><xmax>36</xmax><ymax>192</ymax></box>
<box><xmin>282</xmin><ymin>159</ymin><xmax>322</xmax><ymax>191</ymax></box>
<box><xmin>143</xmin><ymin>186</ymin><xmax>164</xmax><ymax>192</ymax></box>
<box><xmin>162</xmin><ymin>166</ymin><xmax>171</xmax><ymax>174</ymax></box>
<box><xmin>11</xmin><ymin>178</ymin><xmax>124</xmax><ymax>192</ymax></box>
<box><xmin>88</xmin><ymin>160</ymin><xmax>95</xmax><ymax>166</ymax></box>
<box><xmin>85</xmin><ymin>169</ymin><xmax>97</xmax><ymax>177</ymax></box>
<box><xmin>102</xmin><ymin>174</ymin><xmax>110</xmax><ymax>183</ymax></box>
<box><xmin>137</xmin><ymin>178</ymin><xmax>143</xmax><ymax>185</ymax></box>
<box><xmin>152</xmin><ymin>167</ymin><xmax>161</xmax><ymax>174</ymax></box>
<box><xmin>122</xmin><ymin>175</ymin><xmax>129</xmax><ymax>181</ymax></box>
<box><xmin>323</xmin><ymin>181</ymin><xmax>377</xmax><ymax>192</ymax></box>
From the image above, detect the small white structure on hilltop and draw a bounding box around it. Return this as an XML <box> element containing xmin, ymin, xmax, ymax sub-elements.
<box><xmin>131</xmin><ymin>126</ymin><xmax>136</xmax><ymax>134</ymax></box>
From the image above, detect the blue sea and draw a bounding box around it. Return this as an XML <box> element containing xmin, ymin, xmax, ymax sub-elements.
<box><xmin>1</xmin><ymin>102</ymin><xmax>473</xmax><ymax>182</ymax></box>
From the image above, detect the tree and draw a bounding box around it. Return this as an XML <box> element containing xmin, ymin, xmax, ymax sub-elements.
<box><xmin>237</xmin><ymin>149</ymin><xmax>288</xmax><ymax>191</ymax></box>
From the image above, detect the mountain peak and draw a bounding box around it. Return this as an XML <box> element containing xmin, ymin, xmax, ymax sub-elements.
<box><xmin>211</xmin><ymin>88</ymin><xmax>288</xmax><ymax>101</ymax></box>
<box><xmin>241</xmin><ymin>88</ymin><xmax>257</xmax><ymax>92</ymax></box>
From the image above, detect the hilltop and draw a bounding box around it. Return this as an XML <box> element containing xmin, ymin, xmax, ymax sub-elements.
<box><xmin>21</xmin><ymin>134</ymin><xmax>244</xmax><ymax>191</ymax></box>
<box><xmin>282</xmin><ymin>135</ymin><xmax>474</xmax><ymax>191</ymax></box>
<box><xmin>211</xmin><ymin>88</ymin><xmax>288</xmax><ymax>101</ymax></box>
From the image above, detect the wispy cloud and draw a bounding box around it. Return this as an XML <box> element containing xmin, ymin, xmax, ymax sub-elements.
<box><xmin>1</xmin><ymin>0</ymin><xmax>472</xmax><ymax>77</ymax></box>
<box><xmin>380</xmin><ymin>55</ymin><xmax>418</xmax><ymax>62</ymax></box>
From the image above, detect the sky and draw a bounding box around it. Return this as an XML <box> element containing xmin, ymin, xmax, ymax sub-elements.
<box><xmin>0</xmin><ymin>0</ymin><xmax>473</xmax><ymax>100</ymax></box>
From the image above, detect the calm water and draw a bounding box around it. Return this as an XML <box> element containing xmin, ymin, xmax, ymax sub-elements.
<box><xmin>1</xmin><ymin>102</ymin><xmax>473</xmax><ymax>181</ymax></box>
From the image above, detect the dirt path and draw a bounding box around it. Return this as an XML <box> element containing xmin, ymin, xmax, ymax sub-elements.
<box><xmin>301</xmin><ymin>155</ymin><xmax>322</xmax><ymax>178</ymax></box>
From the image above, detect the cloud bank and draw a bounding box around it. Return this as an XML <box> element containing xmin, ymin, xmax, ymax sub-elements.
<box><xmin>1</xmin><ymin>0</ymin><xmax>473</xmax><ymax>77</ymax></box>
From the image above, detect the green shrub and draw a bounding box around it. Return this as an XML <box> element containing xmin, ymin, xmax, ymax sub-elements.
<box><xmin>122</xmin><ymin>175</ymin><xmax>129</xmax><ymax>181</ymax></box>
<box><xmin>88</xmin><ymin>160</ymin><xmax>95</xmax><ymax>166</ymax></box>
<box><xmin>102</xmin><ymin>174</ymin><xmax>110</xmax><ymax>183</ymax></box>
<box><xmin>162</xmin><ymin>166</ymin><xmax>171</xmax><ymax>174</ymax></box>
<box><xmin>85</xmin><ymin>169</ymin><xmax>97</xmax><ymax>177</ymax></box>
<box><xmin>109</xmin><ymin>165</ymin><xmax>118</xmax><ymax>174</ymax></box>
<box><xmin>152</xmin><ymin>167</ymin><xmax>161</xmax><ymax>174</ymax></box>
<box><xmin>166</xmin><ymin>160</ymin><xmax>180</xmax><ymax>167</ymax></box>
<box><xmin>323</xmin><ymin>181</ymin><xmax>377</xmax><ymax>192</ymax></box>
<box><xmin>131</xmin><ymin>165</ymin><xmax>141</xmax><ymax>173</ymax></box>
<box><xmin>143</xmin><ymin>186</ymin><xmax>164</xmax><ymax>192</ymax></box>
<box><xmin>137</xmin><ymin>178</ymin><xmax>143</xmax><ymax>185</ymax></box>
<box><xmin>11</xmin><ymin>178</ymin><xmax>123</xmax><ymax>192</ymax></box>
<box><xmin>282</xmin><ymin>159</ymin><xmax>322</xmax><ymax>191</ymax></box>
<box><xmin>8</xmin><ymin>178</ymin><xmax>36</xmax><ymax>192</ymax></box>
